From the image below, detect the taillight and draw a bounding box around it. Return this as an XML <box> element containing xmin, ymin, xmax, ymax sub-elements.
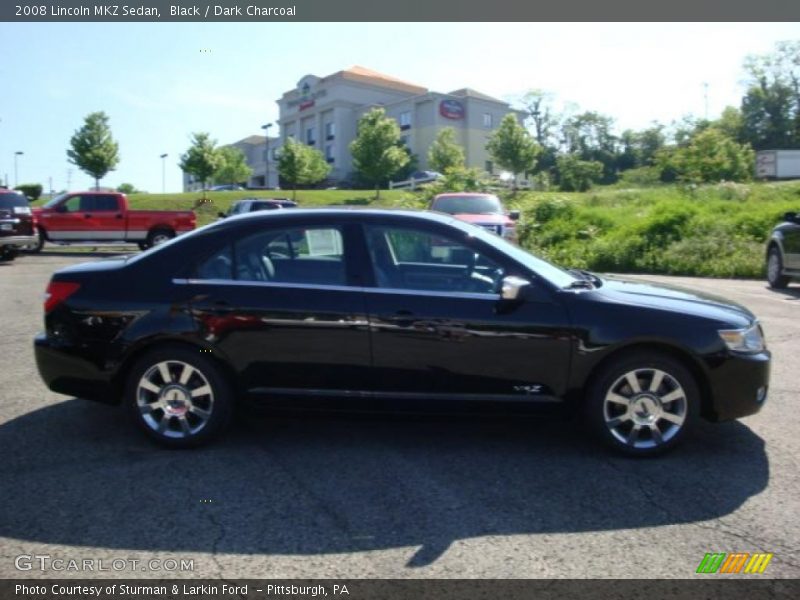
<box><xmin>44</xmin><ymin>281</ymin><xmax>81</xmax><ymax>313</ymax></box>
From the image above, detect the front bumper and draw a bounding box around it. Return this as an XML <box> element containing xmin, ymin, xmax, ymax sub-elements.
<box><xmin>0</xmin><ymin>234</ymin><xmax>37</xmax><ymax>247</ymax></box>
<box><xmin>705</xmin><ymin>350</ymin><xmax>770</xmax><ymax>421</ymax></box>
<box><xmin>34</xmin><ymin>333</ymin><xmax>118</xmax><ymax>403</ymax></box>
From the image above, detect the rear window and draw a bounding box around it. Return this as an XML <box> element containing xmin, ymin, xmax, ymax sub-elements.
<box><xmin>432</xmin><ymin>194</ymin><xmax>503</xmax><ymax>215</ymax></box>
<box><xmin>0</xmin><ymin>192</ymin><xmax>28</xmax><ymax>209</ymax></box>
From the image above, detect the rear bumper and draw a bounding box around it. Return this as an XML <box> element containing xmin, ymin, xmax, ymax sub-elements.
<box><xmin>705</xmin><ymin>350</ymin><xmax>770</xmax><ymax>421</ymax></box>
<box><xmin>34</xmin><ymin>333</ymin><xmax>119</xmax><ymax>404</ymax></box>
<box><xmin>0</xmin><ymin>234</ymin><xmax>36</xmax><ymax>247</ymax></box>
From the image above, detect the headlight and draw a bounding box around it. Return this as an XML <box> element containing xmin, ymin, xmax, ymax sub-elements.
<box><xmin>718</xmin><ymin>322</ymin><xmax>765</xmax><ymax>353</ymax></box>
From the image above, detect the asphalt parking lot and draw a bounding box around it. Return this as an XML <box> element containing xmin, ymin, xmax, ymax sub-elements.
<box><xmin>1</xmin><ymin>250</ymin><xmax>798</xmax><ymax>579</ymax></box>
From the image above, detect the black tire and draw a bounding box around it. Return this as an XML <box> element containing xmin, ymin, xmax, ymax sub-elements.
<box><xmin>584</xmin><ymin>351</ymin><xmax>699</xmax><ymax>457</ymax></box>
<box><xmin>766</xmin><ymin>246</ymin><xmax>790</xmax><ymax>289</ymax></box>
<box><xmin>146</xmin><ymin>228</ymin><xmax>175</xmax><ymax>248</ymax></box>
<box><xmin>20</xmin><ymin>228</ymin><xmax>45</xmax><ymax>254</ymax></box>
<box><xmin>0</xmin><ymin>247</ymin><xmax>17</xmax><ymax>262</ymax></box>
<box><xmin>137</xmin><ymin>241</ymin><xmax>149</xmax><ymax>251</ymax></box>
<box><xmin>125</xmin><ymin>345</ymin><xmax>233</xmax><ymax>448</ymax></box>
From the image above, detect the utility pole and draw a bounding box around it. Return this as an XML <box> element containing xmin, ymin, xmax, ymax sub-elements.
<box><xmin>67</xmin><ymin>168</ymin><xmax>72</xmax><ymax>190</ymax></box>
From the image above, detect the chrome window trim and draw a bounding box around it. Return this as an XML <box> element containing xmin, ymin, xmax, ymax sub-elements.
<box><xmin>172</xmin><ymin>278</ymin><xmax>500</xmax><ymax>301</ymax></box>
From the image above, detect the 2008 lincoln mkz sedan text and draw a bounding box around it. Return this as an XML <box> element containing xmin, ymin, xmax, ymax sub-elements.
<box><xmin>34</xmin><ymin>209</ymin><xmax>770</xmax><ymax>456</ymax></box>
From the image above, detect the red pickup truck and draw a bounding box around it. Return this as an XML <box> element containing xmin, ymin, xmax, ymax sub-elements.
<box><xmin>29</xmin><ymin>191</ymin><xmax>196</xmax><ymax>252</ymax></box>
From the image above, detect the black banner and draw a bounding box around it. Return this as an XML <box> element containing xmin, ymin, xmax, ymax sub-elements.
<box><xmin>3</xmin><ymin>0</ymin><xmax>800</xmax><ymax>22</ymax></box>
<box><xmin>3</xmin><ymin>580</ymin><xmax>800</xmax><ymax>600</ymax></box>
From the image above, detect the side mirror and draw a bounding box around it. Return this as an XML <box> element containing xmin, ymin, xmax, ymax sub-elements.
<box><xmin>217</xmin><ymin>211</ymin><xmax>227</xmax><ymax>219</ymax></box>
<box><xmin>501</xmin><ymin>276</ymin><xmax>532</xmax><ymax>301</ymax></box>
<box><xmin>784</xmin><ymin>212</ymin><xmax>798</xmax><ymax>223</ymax></box>
<box><xmin>508</xmin><ymin>210</ymin><xmax>521</xmax><ymax>221</ymax></box>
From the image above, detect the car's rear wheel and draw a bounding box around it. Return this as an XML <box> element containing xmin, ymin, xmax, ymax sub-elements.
<box><xmin>585</xmin><ymin>352</ymin><xmax>699</xmax><ymax>456</ymax></box>
<box><xmin>125</xmin><ymin>346</ymin><xmax>233</xmax><ymax>448</ymax></box>
<box><xmin>767</xmin><ymin>246</ymin><xmax>790</xmax><ymax>289</ymax></box>
<box><xmin>146</xmin><ymin>228</ymin><xmax>175</xmax><ymax>248</ymax></box>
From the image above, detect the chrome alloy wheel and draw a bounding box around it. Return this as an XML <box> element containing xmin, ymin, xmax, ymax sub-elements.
<box><xmin>136</xmin><ymin>360</ymin><xmax>214</xmax><ymax>439</ymax></box>
<box><xmin>603</xmin><ymin>368</ymin><xmax>687</xmax><ymax>449</ymax></box>
<box><xmin>150</xmin><ymin>232</ymin><xmax>172</xmax><ymax>246</ymax></box>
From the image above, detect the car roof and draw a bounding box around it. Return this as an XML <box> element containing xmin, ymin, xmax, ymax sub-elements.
<box><xmin>216</xmin><ymin>206</ymin><xmax>458</xmax><ymax>227</ymax></box>
<box><xmin>433</xmin><ymin>192</ymin><xmax>498</xmax><ymax>198</ymax></box>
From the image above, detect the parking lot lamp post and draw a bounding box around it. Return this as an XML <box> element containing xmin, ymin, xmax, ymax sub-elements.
<box><xmin>160</xmin><ymin>153</ymin><xmax>168</xmax><ymax>193</ymax></box>
<box><xmin>14</xmin><ymin>151</ymin><xmax>23</xmax><ymax>187</ymax></box>
<box><xmin>261</xmin><ymin>123</ymin><xmax>273</xmax><ymax>187</ymax></box>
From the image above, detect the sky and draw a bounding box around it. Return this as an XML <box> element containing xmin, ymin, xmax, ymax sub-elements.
<box><xmin>0</xmin><ymin>22</ymin><xmax>798</xmax><ymax>193</ymax></box>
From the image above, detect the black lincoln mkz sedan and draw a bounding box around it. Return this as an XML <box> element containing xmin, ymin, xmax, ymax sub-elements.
<box><xmin>34</xmin><ymin>209</ymin><xmax>770</xmax><ymax>455</ymax></box>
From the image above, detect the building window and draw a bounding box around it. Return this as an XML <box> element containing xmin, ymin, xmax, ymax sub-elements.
<box><xmin>399</xmin><ymin>111</ymin><xmax>412</xmax><ymax>130</ymax></box>
<box><xmin>485</xmin><ymin>160</ymin><xmax>494</xmax><ymax>174</ymax></box>
<box><xmin>325</xmin><ymin>122</ymin><xmax>335</xmax><ymax>140</ymax></box>
<box><xmin>271</xmin><ymin>147</ymin><xmax>279</xmax><ymax>161</ymax></box>
<box><xmin>306</xmin><ymin>127</ymin><xmax>316</xmax><ymax>145</ymax></box>
<box><xmin>325</xmin><ymin>144</ymin><xmax>335</xmax><ymax>163</ymax></box>
<box><xmin>483</xmin><ymin>113</ymin><xmax>493</xmax><ymax>128</ymax></box>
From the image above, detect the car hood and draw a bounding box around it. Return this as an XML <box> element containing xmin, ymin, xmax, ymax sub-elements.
<box><xmin>453</xmin><ymin>213</ymin><xmax>513</xmax><ymax>226</ymax></box>
<box><xmin>595</xmin><ymin>275</ymin><xmax>755</xmax><ymax>327</ymax></box>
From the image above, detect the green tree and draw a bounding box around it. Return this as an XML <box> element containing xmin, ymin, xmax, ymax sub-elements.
<box><xmin>486</xmin><ymin>113</ymin><xmax>541</xmax><ymax>187</ymax></box>
<box><xmin>428</xmin><ymin>127</ymin><xmax>465</xmax><ymax>173</ymax></box>
<box><xmin>656</xmin><ymin>128</ymin><xmax>754</xmax><ymax>183</ymax></box>
<box><xmin>740</xmin><ymin>41</ymin><xmax>800</xmax><ymax>149</ymax></box>
<box><xmin>560</xmin><ymin>111</ymin><xmax>618</xmax><ymax>183</ymax></box>
<box><xmin>66</xmin><ymin>111</ymin><xmax>120</xmax><ymax>190</ymax></box>
<box><xmin>214</xmin><ymin>146</ymin><xmax>253</xmax><ymax>186</ymax></box>
<box><xmin>116</xmin><ymin>183</ymin><xmax>138</xmax><ymax>194</ymax></box>
<box><xmin>350</xmin><ymin>108</ymin><xmax>409</xmax><ymax>199</ymax></box>
<box><xmin>14</xmin><ymin>183</ymin><xmax>43</xmax><ymax>201</ymax></box>
<box><xmin>277</xmin><ymin>138</ymin><xmax>331</xmax><ymax>200</ymax></box>
<box><xmin>616</xmin><ymin>124</ymin><xmax>666</xmax><ymax>172</ymax></box>
<box><xmin>556</xmin><ymin>155</ymin><xmax>604</xmax><ymax>192</ymax></box>
<box><xmin>518</xmin><ymin>89</ymin><xmax>561</xmax><ymax>177</ymax></box>
<box><xmin>179</xmin><ymin>133</ymin><xmax>221</xmax><ymax>199</ymax></box>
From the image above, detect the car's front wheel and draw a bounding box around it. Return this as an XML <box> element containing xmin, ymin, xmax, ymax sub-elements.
<box><xmin>767</xmin><ymin>246</ymin><xmax>790</xmax><ymax>289</ymax></box>
<box><xmin>125</xmin><ymin>346</ymin><xmax>233</xmax><ymax>448</ymax></box>
<box><xmin>585</xmin><ymin>352</ymin><xmax>699</xmax><ymax>456</ymax></box>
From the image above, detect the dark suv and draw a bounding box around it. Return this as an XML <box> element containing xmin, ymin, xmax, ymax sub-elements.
<box><xmin>766</xmin><ymin>211</ymin><xmax>800</xmax><ymax>288</ymax></box>
<box><xmin>0</xmin><ymin>189</ymin><xmax>36</xmax><ymax>262</ymax></box>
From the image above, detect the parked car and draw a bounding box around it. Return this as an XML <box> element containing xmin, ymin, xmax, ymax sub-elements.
<box><xmin>766</xmin><ymin>211</ymin><xmax>800</xmax><ymax>289</ymax></box>
<box><xmin>0</xmin><ymin>188</ymin><xmax>36</xmax><ymax>262</ymax></box>
<box><xmin>29</xmin><ymin>191</ymin><xmax>196</xmax><ymax>252</ymax></box>
<box><xmin>210</xmin><ymin>184</ymin><xmax>245</xmax><ymax>191</ymax></box>
<box><xmin>34</xmin><ymin>209</ymin><xmax>770</xmax><ymax>455</ymax></box>
<box><xmin>217</xmin><ymin>198</ymin><xmax>298</xmax><ymax>219</ymax></box>
<box><xmin>430</xmin><ymin>192</ymin><xmax>519</xmax><ymax>241</ymax></box>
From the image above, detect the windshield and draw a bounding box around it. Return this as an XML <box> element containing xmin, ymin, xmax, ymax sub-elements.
<box><xmin>0</xmin><ymin>192</ymin><xmax>28</xmax><ymax>209</ymax></box>
<box><xmin>448</xmin><ymin>218</ymin><xmax>580</xmax><ymax>288</ymax></box>
<box><xmin>43</xmin><ymin>193</ymin><xmax>70</xmax><ymax>208</ymax></box>
<box><xmin>432</xmin><ymin>195</ymin><xmax>503</xmax><ymax>215</ymax></box>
